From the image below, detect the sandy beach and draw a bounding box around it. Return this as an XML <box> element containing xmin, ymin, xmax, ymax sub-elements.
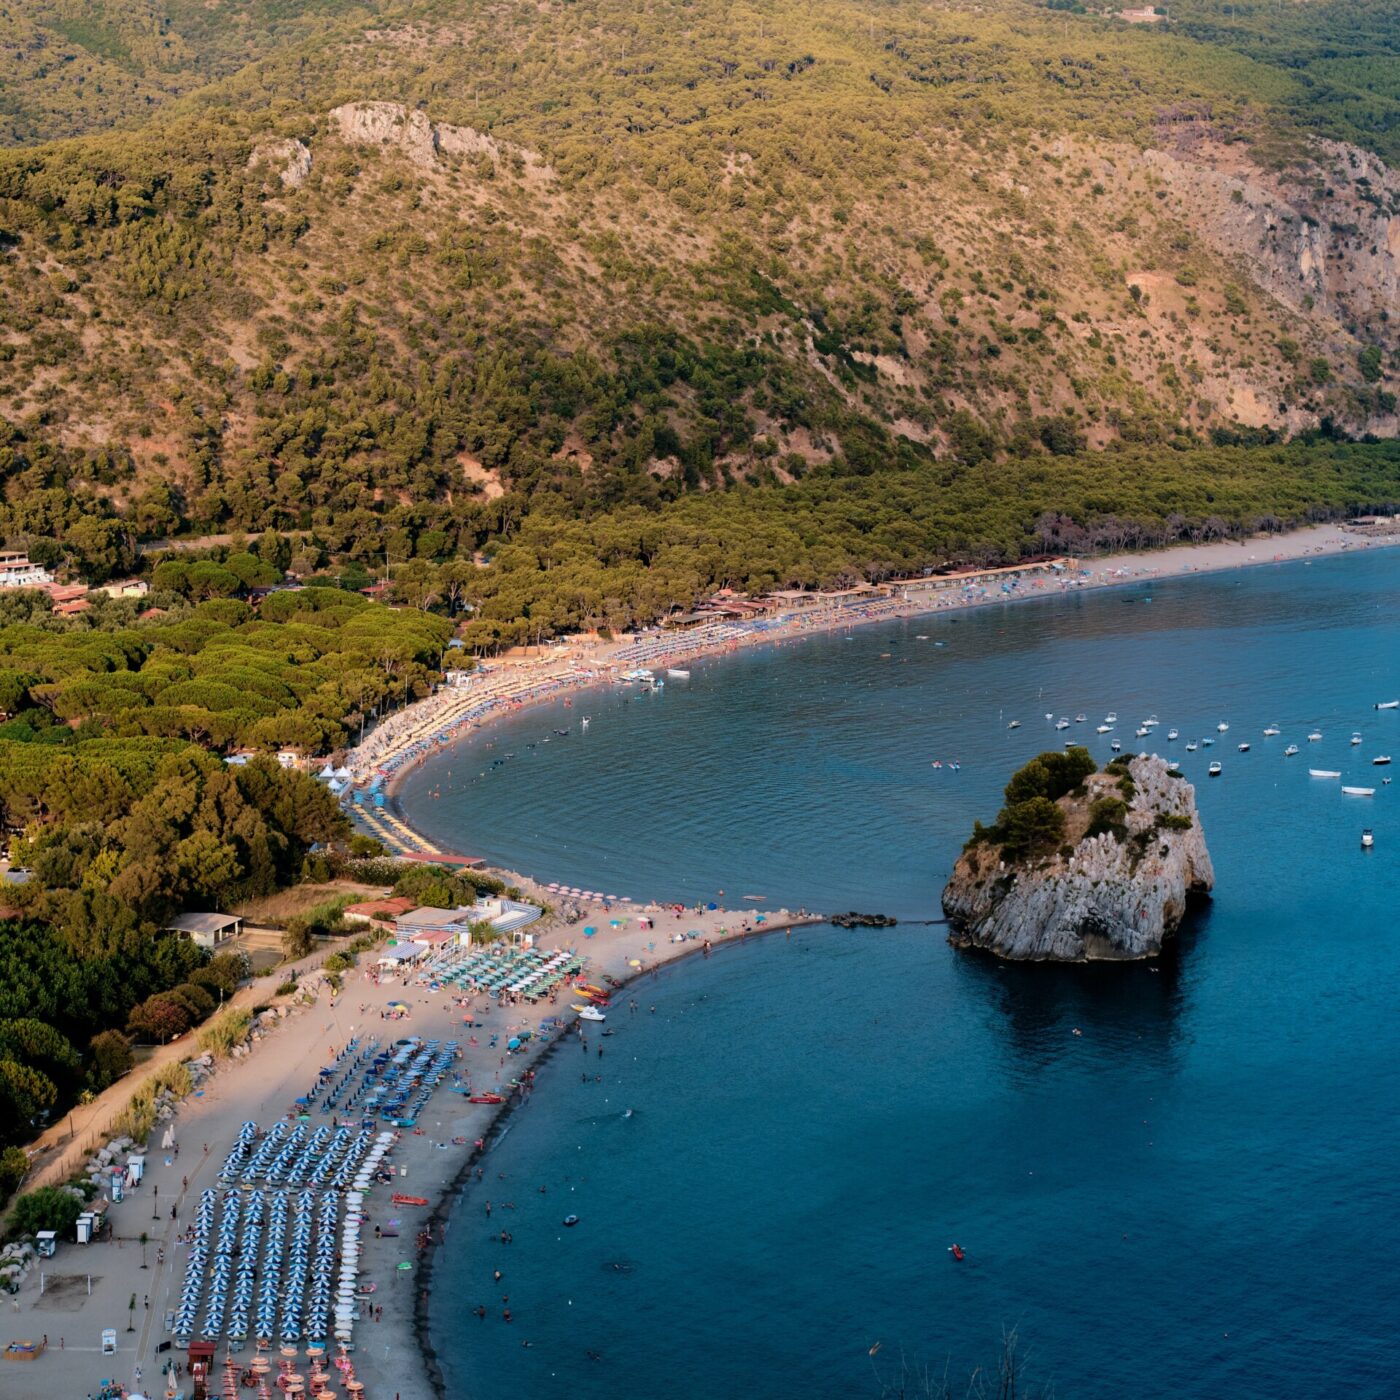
<box><xmin>2</xmin><ymin>887</ymin><xmax>817</xmax><ymax>1400</ymax></box>
<box><xmin>347</xmin><ymin>521</ymin><xmax>1400</xmax><ymax>832</ymax></box>
<box><xmin>5</xmin><ymin>517</ymin><xmax>1398</xmax><ymax>1400</ymax></box>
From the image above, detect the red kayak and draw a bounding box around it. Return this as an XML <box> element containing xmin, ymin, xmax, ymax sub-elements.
<box><xmin>949</xmin><ymin>1244</ymin><xmax>965</xmax><ymax>1261</ymax></box>
<box><xmin>392</xmin><ymin>1194</ymin><xmax>429</xmax><ymax>1207</ymax></box>
<box><xmin>468</xmin><ymin>1093</ymin><xmax>504</xmax><ymax>1104</ymax></box>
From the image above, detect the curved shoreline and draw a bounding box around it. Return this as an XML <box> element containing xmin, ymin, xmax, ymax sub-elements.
<box><xmin>353</xmin><ymin>524</ymin><xmax>1400</xmax><ymax>857</ymax></box>
<box><xmin>411</xmin><ymin>910</ymin><xmax>823</xmax><ymax>1400</ymax></box>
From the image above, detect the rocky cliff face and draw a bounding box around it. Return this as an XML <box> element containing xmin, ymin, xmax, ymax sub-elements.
<box><xmin>942</xmin><ymin>756</ymin><xmax>1213</xmax><ymax>961</ymax></box>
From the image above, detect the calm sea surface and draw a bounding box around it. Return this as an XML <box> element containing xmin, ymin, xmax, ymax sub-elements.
<box><xmin>404</xmin><ymin>550</ymin><xmax>1400</xmax><ymax>1399</ymax></box>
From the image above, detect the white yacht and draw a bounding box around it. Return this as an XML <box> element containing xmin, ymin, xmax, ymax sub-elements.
<box><xmin>1185</xmin><ymin>742</ymin><xmax>1197</xmax><ymax>752</ymax></box>
<box><xmin>1055</xmin><ymin>718</ymin><xmax>1071</xmax><ymax>730</ymax></box>
<box><xmin>1167</xmin><ymin>729</ymin><xmax>1179</xmax><ymax>741</ymax></box>
<box><xmin>1308</xmin><ymin>731</ymin><xmax>1323</xmax><ymax>742</ymax></box>
<box><xmin>1096</xmin><ymin>724</ymin><xmax>1113</xmax><ymax>734</ymax></box>
<box><xmin>1237</xmin><ymin>742</ymin><xmax>1250</xmax><ymax>752</ymax></box>
<box><xmin>1362</xmin><ymin>828</ymin><xmax>1375</xmax><ymax>848</ymax></box>
<box><xmin>1263</xmin><ymin>725</ymin><xmax>1281</xmax><ymax>737</ymax></box>
<box><xmin>1373</xmin><ymin>755</ymin><xmax>1392</xmax><ymax>766</ymax></box>
<box><xmin>1284</xmin><ymin>744</ymin><xmax>1299</xmax><ymax>756</ymax></box>
<box><xmin>1105</xmin><ymin>712</ymin><xmax>1118</xmax><ymax>724</ymax></box>
<box><xmin>1216</xmin><ymin>722</ymin><xmax>1229</xmax><ymax>732</ymax></box>
<box><xmin>1351</xmin><ymin>733</ymin><xmax>1363</xmax><ymax>746</ymax></box>
<box><xmin>1208</xmin><ymin>762</ymin><xmax>1222</xmax><ymax>777</ymax></box>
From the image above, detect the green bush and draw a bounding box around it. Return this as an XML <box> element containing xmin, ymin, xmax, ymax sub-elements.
<box><xmin>10</xmin><ymin>1184</ymin><xmax>85</xmax><ymax>1237</ymax></box>
<box><xmin>1086</xmin><ymin>795</ymin><xmax>1129</xmax><ymax>840</ymax></box>
<box><xmin>86</xmin><ymin>1030</ymin><xmax>134</xmax><ymax>1092</ymax></box>
<box><xmin>1155</xmin><ymin>812</ymin><xmax>1193</xmax><ymax>831</ymax></box>
<box><xmin>0</xmin><ymin>1146</ymin><xmax>28</xmax><ymax>1207</ymax></box>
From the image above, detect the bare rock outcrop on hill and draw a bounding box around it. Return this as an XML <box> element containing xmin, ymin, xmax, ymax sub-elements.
<box><xmin>327</xmin><ymin>100</ymin><xmax>552</xmax><ymax>177</ymax></box>
<box><xmin>943</xmin><ymin>755</ymin><xmax>1213</xmax><ymax>961</ymax></box>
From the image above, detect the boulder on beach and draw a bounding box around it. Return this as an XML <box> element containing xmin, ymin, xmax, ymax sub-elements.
<box><xmin>943</xmin><ymin>751</ymin><xmax>1213</xmax><ymax>960</ymax></box>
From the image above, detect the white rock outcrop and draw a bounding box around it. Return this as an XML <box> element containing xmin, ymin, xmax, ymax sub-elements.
<box><xmin>327</xmin><ymin>101</ymin><xmax>551</xmax><ymax>177</ymax></box>
<box><xmin>248</xmin><ymin>138</ymin><xmax>313</xmax><ymax>188</ymax></box>
<box><xmin>943</xmin><ymin>755</ymin><xmax>1213</xmax><ymax>960</ymax></box>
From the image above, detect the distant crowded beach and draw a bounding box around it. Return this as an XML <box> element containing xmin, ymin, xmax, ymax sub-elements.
<box><xmin>345</xmin><ymin>521</ymin><xmax>1400</xmax><ymax>835</ymax></box>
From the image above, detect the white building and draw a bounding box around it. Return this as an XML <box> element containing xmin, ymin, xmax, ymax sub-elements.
<box><xmin>0</xmin><ymin>553</ymin><xmax>53</xmax><ymax>589</ymax></box>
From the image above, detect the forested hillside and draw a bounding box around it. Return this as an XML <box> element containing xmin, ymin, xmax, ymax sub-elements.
<box><xmin>1</xmin><ymin>0</ymin><xmax>1399</xmax><ymax>629</ymax></box>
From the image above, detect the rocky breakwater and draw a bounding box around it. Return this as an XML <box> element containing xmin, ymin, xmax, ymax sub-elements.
<box><xmin>942</xmin><ymin>749</ymin><xmax>1213</xmax><ymax>960</ymax></box>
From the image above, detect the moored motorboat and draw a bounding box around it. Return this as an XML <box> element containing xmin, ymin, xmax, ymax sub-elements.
<box><xmin>1135</xmin><ymin>726</ymin><xmax>1149</xmax><ymax>738</ymax></box>
<box><xmin>1237</xmin><ymin>742</ymin><xmax>1250</xmax><ymax>752</ymax></box>
<box><xmin>1373</xmin><ymin>755</ymin><xmax>1392</xmax><ymax>765</ymax></box>
<box><xmin>1110</xmin><ymin>739</ymin><xmax>1122</xmax><ymax>752</ymax></box>
<box><xmin>1167</xmin><ymin>728</ymin><xmax>1179</xmax><ymax>740</ymax></box>
<box><xmin>1362</xmin><ymin>828</ymin><xmax>1375</xmax><ymax>848</ymax></box>
<box><xmin>1375</xmin><ymin>700</ymin><xmax>1399</xmax><ymax>710</ymax></box>
<box><xmin>1350</xmin><ymin>732</ymin><xmax>1362</xmax><ymax>745</ymax></box>
<box><xmin>1055</xmin><ymin>718</ymin><xmax>1070</xmax><ymax>730</ymax></box>
<box><xmin>1309</xmin><ymin>769</ymin><xmax>1341</xmax><ymax>778</ymax></box>
<box><xmin>1308</xmin><ymin>731</ymin><xmax>1323</xmax><ymax>742</ymax></box>
<box><xmin>575</xmin><ymin>1005</ymin><xmax>606</xmax><ymax>1022</ymax></box>
<box><xmin>1342</xmin><ymin>786</ymin><xmax>1376</xmax><ymax>796</ymax></box>
<box><xmin>1185</xmin><ymin>742</ymin><xmax>1197</xmax><ymax>752</ymax></box>
<box><xmin>1208</xmin><ymin>762</ymin><xmax>1222</xmax><ymax>776</ymax></box>
<box><xmin>1105</xmin><ymin>712</ymin><xmax>1118</xmax><ymax>723</ymax></box>
<box><xmin>1284</xmin><ymin>744</ymin><xmax>1299</xmax><ymax>756</ymax></box>
<box><xmin>1075</xmin><ymin>714</ymin><xmax>1087</xmax><ymax>723</ymax></box>
<box><xmin>1263</xmin><ymin>725</ymin><xmax>1281</xmax><ymax>736</ymax></box>
<box><xmin>1096</xmin><ymin>724</ymin><xmax>1113</xmax><ymax>733</ymax></box>
<box><xmin>1008</xmin><ymin>720</ymin><xmax>1021</xmax><ymax>729</ymax></box>
<box><xmin>1217</xmin><ymin>722</ymin><xmax>1229</xmax><ymax>732</ymax></box>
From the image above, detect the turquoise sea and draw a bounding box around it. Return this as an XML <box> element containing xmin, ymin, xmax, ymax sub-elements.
<box><xmin>402</xmin><ymin>549</ymin><xmax>1400</xmax><ymax>1398</ymax></box>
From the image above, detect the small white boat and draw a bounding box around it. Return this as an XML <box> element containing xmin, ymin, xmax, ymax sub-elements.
<box><xmin>1185</xmin><ymin>742</ymin><xmax>1197</xmax><ymax>752</ymax></box>
<box><xmin>1237</xmin><ymin>742</ymin><xmax>1250</xmax><ymax>752</ymax></box>
<box><xmin>1202</xmin><ymin>737</ymin><xmax>1214</xmax><ymax>747</ymax></box>
<box><xmin>1217</xmin><ymin>722</ymin><xmax>1229</xmax><ymax>732</ymax></box>
<box><xmin>666</xmin><ymin>668</ymin><xmax>691</xmax><ymax>679</ymax></box>
<box><xmin>1374</xmin><ymin>755</ymin><xmax>1392</xmax><ymax>765</ymax></box>
<box><xmin>1146</xmin><ymin>715</ymin><xmax>1159</xmax><ymax>726</ymax></box>
<box><xmin>1342</xmin><ymin>786</ymin><xmax>1376</xmax><ymax>797</ymax></box>
<box><xmin>1075</xmin><ymin>714</ymin><xmax>1086</xmax><ymax>723</ymax></box>
<box><xmin>1096</xmin><ymin>724</ymin><xmax>1113</xmax><ymax>734</ymax></box>
<box><xmin>1284</xmin><ymin>744</ymin><xmax>1299</xmax><ymax>756</ymax></box>
<box><xmin>581</xmin><ymin>716</ymin><xmax>591</xmax><ymax>727</ymax></box>
<box><xmin>1167</xmin><ymin>729</ymin><xmax>1179</xmax><ymax>741</ymax></box>
<box><xmin>1055</xmin><ymin>719</ymin><xmax>1070</xmax><ymax>730</ymax></box>
<box><xmin>1263</xmin><ymin>725</ymin><xmax>1281</xmax><ymax>737</ymax></box>
<box><xmin>1361</xmin><ymin>828</ymin><xmax>1374</xmax><ymax>848</ymax></box>
<box><xmin>1105</xmin><ymin>712</ymin><xmax>1118</xmax><ymax>723</ymax></box>
<box><xmin>1008</xmin><ymin>720</ymin><xmax>1021</xmax><ymax>729</ymax></box>
<box><xmin>1309</xmin><ymin>769</ymin><xmax>1341</xmax><ymax>779</ymax></box>
<box><xmin>1308</xmin><ymin>731</ymin><xmax>1322</xmax><ymax>742</ymax></box>
<box><xmin>1110</xmin><ymin>740</ymin><xmax>1122</xmax><ymax>752</ymax></box>
<box><xmin>1135</xmin><ymin>726</ymin><xmax>1149</xmax><ymax>738</ymax></box>
<box><xmin>1208</xmin><ymin>762</ymin><xmax>1222</xmax><ymax>777</ymax></box>
<box><xmin>1351</xmin><ymin>733</ymin><xmax>1362</xmax><ymax>745</ymax></box>
<box><xmin>1375</xmin><ymin>700</ymin><xmax>1399</xmax><ymax>710</ymax></box>
<box><xmin>575</xmin><ymin>1006</ymin><xmax>606</xmax><ymax>1022</ymax></box>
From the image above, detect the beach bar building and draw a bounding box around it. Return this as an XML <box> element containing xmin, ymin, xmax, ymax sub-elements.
<box><xmin>395</xmin><ymin>898</ymin><xmax>542</xmax><ymax>945</ymax></box>
<box><xmin>163</xmin><ymin>911</ymin><xmax>243</xmax><ymax>949</ymax></box>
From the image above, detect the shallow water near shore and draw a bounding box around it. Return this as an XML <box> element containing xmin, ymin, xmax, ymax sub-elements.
<box><xmin>408</xmin><ymin>549</ymin><xmax>1400</xmax><ymax>1398</ymax></box>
